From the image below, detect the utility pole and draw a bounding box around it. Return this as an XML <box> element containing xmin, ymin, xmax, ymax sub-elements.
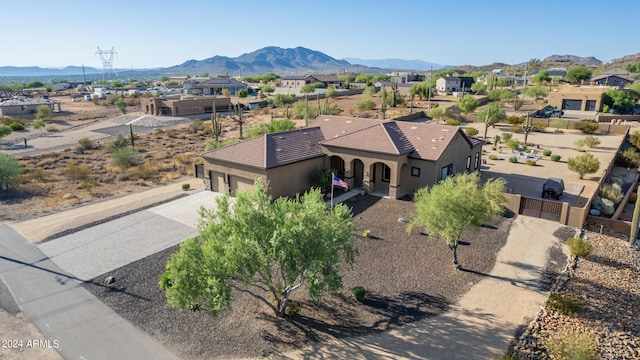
<box><xmin>427</xmin><ymin>66</ymin><xmax>433</xmax><ymax>111</ymax></box>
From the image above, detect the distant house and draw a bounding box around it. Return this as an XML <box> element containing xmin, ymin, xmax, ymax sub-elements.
<box><xmin>590</xmin><ymin>74</ymin><xmax>634</xmax><ymax>88</ymax></box>
<box><xmin>390</xmin><ymin>72</ymin><xmax>423</xmax><ymax>84</ymax></box>
<box><xmin>281</xmin><ymin>75</ymin><xmax>307</xmax><ymax>88</ymax></box>
<box><xmin>198</xmin><ymin>115</ymin><xmax>484</xmax><ymax>199</ymax></box>
<box><xmin>545</xmin><ymin>68</ymin><xmax>567</xmax><ymax>77</ymax></box>
<box><xmin>435</xmin><ymin>76</ymin><xmax>475</xmax><ymax>94</ymax></box>
<box><xmin>547</xmin><ymin>85</ymin><xmax>608</xmax><ymax>112</ymax></box>
<box><xmin>140</xmin><ymin>96</ymin><xmax>233</xmax><ymax>117</ymax></box>
<box><xmin>491</xmin><ymin>69</ymin><xmax>504</xmax><ymax>75</ymax></box>
<box><xmin>0</xmin><ymin>95</ymin><xmax>61</xmax><ymax>116</ymax></box>
<box><xmin>280</xmin><ymin>74</ymin><xmax>345</xmax><ymax>88</ymax></box>
<box><xmin>183</xmin><ymin>77</ymin><xmax>248</xmax><ymax>96</ymax></box>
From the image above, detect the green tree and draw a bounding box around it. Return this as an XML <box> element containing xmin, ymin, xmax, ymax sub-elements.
<box><xmin>627</xmin><ymin>82</ymin><xmax>640</xmax><ymax>101</ymax></box>
<box><xmin>159</xmin><ymin>76</ymin><xmax>170</xmax><ymax>82</ymax></box>
<box><xmin>247</xmin><ymin>118</ymin><xmax>296</xmax><ymax>138</ymax></box>
<box><xmin>0</xmin><ymin>153</ymin><xmax>21</xmax><ymax>191</ymax></box>
<box><xmin>455</xmin><ymin>94</ymin><xmax>480</xmax><ymax>115</ymax></box>
<box><xmin>199</xmin><ymin>72</ymin><xmax>209</xmax><ymax>78</ymax></box>
<box><xmin>506</xmin><ymin>138</ymin><xmax>520</xmax><ymax>152</ymax></box>
<box><xmin>427</xmin><ymin>106</ymin><xmax>451</xmax><ymax>121</ymax></box>
<box><xmin>26</xmin><ymin>81</ymin><xmax>44</xmax><ymax>88</ymax></box>
<box><xmin>551</xmin><ymin>118</ymin><xmax>569</xmax><ymax>131</ymax></box>
<box><xmin>300</xmin><ymin>84</ymin><xmax>316</xmax><ymax>95</ymax></box>
<box><xmin>110</xmin><ymin>146</ymin><xmax>142</xmax><ymax>168</ymax></box>
<box><xmin>115</xmin><ymin>99</ymin><xmax>127</xmax><ymax>114</ymax></box>
<box><xmin>36</xmin><ymin>105</ymin><xmax>52</xmax><ymax>122</ymax></box>
<box><xmin>236</xmin><ymin>89</ymin><xmax>249</xmax><ymax>99</ymax></box>
<box><xmin>32</xmin><ymin>118</ymin><xmax>46</xmax><ymax>135</ymax></box>
<box><xmin>408</xmin><ymin>172</ymin><xmax>505</xmax><ymax>269</ymax></box>
<box><xmin>273</xmin><ymin>93</ymin><xmax>294</xmax><ymax>107</ymax></box>
<box><xmin>566</xmin><ymin>66</ymin><xmax>593</xmax><ymax>84</ymax></box>
<box><xmin>0</xmin><ymin>124</ymin><xmax>12</xmax><ymax>139</ymax></box>
<box><xmin>477</xmin><ymin>103</ymin><xmax>506</xmax><ymax>139</ymax></box>
<box><xmin>260</xmin><ymin>85</ymin><xmax>275</xmax><ymax>96</ymax></box>
<box><xmin>603</xmin><ymin>89</ymin><xmax>635</xmax><ymax>114</ymax></box>
<box><xmin>522</xmin><ymin>85</ymin><xmax>548</xmax><ymax>101</ymax></box>
<box><xmin>470</xmin><ymin>82</ymin><xmax>487</xmax><ymax>95</ymax></box>
<box><xmin>356</xmin><ymin>95</ymin><xmax>375</xmax><ymax>111</ymax></box>
<box><xmin>161</xmin><ymin>180</ymin><xmax>356</xmax><ymax>317</ymax></box>
<box><xmin>568</xmin><ymin>153</ymin><xmax>600</xmax><ymax>179</ymax></box>
<box><xmin>409</xmin><ymin>82</ymin><xmax>432</xmax><ymax>100</ymax></box>
<box><xmin>532</xmin><ymin>71</ymin><xmax>551</xmax><ymax>86</ymax></box>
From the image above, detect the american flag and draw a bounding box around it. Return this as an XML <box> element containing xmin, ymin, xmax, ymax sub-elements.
<box><xmin>333</xmin><ymin>175</ymin><xmax>348</xmax><ymax>189</ymax></box>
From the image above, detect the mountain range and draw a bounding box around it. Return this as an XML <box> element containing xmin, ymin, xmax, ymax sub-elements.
<box><xmin>343</xmin><ymin>58</ymin><xmax>448</xmax><ymax>71</ymax></box>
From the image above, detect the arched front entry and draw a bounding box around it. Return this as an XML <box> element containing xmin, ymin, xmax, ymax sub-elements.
<box><xmin>367</xmin><ymin>161</ymin><xmax>392</xmax><ymax>196</ymax></box>
<box><xmin>329</xmin><ymin>156</ymin><xmax>345</xmax><ymax>178</ymax></box>
<box><xmin>351</xmin><ymin>159</ymin><xmax>364</xmax><ymax>189</ymax></box>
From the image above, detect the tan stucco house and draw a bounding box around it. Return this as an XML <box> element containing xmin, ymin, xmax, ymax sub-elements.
<box><xmin>547</xmin><ymin>85</ymin><xmax>609</xmax><ymax>112</ymax></box>
<box><xmin>0</xmin><ymin>96</ymin><xmax>61</xmax><ymax>116</ymax></box>
<box><xmin>140</xmin><ymin>96</ymin><xmax>233</xmax><ymax>117</ymax></box>
<box><xmin>199</xmin><ymin>115</ymin><xmax>484</xmax><ymax>199</ymax></box>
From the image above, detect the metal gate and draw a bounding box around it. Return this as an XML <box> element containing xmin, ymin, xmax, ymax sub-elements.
<box><xmin>519</xmin><ymin>196</ymin><xmax>563</xmax><ymax>221</ymax></box>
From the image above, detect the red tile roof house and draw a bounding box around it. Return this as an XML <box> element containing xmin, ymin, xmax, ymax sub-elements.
<box><xmin>199</xmin><ymin>115</ymin><xmax>484</xmax><ymax>199</ymax></box>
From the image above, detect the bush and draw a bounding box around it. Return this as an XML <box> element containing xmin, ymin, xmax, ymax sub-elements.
<box><xmin>615</xmin><ymin>148</ymin><xmax>640</xmax><ymax>168</ymax></box>
<box><xmin>352</xmin><ymin>286</ymin><xmax>366</xmax><ymax>303</ymax></box>
<box><xmin>189</xmin><ymin>119</ymin><xmax>203</xmax><ymax>133</ymax></box>
<box><xmin>65</xmin><ymin>161</ymin><xmax>90</xmax><ymax>180</ymax></box>
<box><xmin>45</xmin><ymin>125</ymin><xmax>58</xmax><ymax>132</ymax></box>
<box><xmin>531</xmin><ymin>123</ymin><xmax>546</xmax><ymax>132</ymax></box>
<box><xmin>311</xmin><ymin>167</ymin><xmax>332</xmax><ymax>190</ymax></box>
<box><xmin>543</xmin><ymin>149</ymin><xmax>552</xmax><ymax>156</ymax></box>
<box><xmin>80</xmin><ymin>178</ymin><xmax>98</xmax><ymax>192</ymax></box>
<box><xmin>551</xmin><ymin>154</ymin><xmax>561</xmax><ymax>162</ymax></box>
<box><xmin>510</xmin><ymin>124</ymin><xmax>523</xmax><ymax>133</ymax></box>
<box><xmin>509</xmin><ymin>156</ymin><xmax>518</xmax><ymax>163</ymax></box>
<box><xmin>591</xmin><ymin>197</ymin><xmax>615</xmax><ymax>217</ymax></box>
<box><xmin>506</xmin><ymin>138</ymin><xmax>520</xmax><ymax>152</ymax></box>
<box><xmin>181</xmin><ymin>183</ymin><xmax>190</xmax><ymax>191</ymax></box>
<box><xmin>446</xmin><ymin>119</ymin><xmax>460</xmax><ymax>126</ymax></box>
<box><xmin>599</xmin><ymin>183</ymin><xmax>623</xmax><ymax>204</ymax></box>
<box><xmin>465</xmin><ymin>127</ymin><xmax>479</xmax><ymax>136</ymax></box>
<box><xmin>129</xmin><ymin>163</ymin><xmax>159</xmax><ymax>181</ymax></box>
<box><xmin>356</xmin><ymin>96</ymin><xmax>375</xmax><ymax>111</ymax></box>
<box><xmin>0</xmin><ymin>153</ymin><xmax>21</xmax><ymax>191</ymax></box>
<box><xmin>77</xmin><ymin>137</ymin><xmax>93</xmax><ymax>151</ymax></box>
<box><xmin>547</xmin><ymin>292</ymin><xmax>583</xmax><ymax>316</ymax></box>
<box><xmin>584</xmin><ymin>135</ymin><xmax>600</xmax><ymax>148</ymax></box>
<box><xmin>107</xmin><ymin>135</ymin><xmax>129</xmax><ymax>152</ymax></box>
<box><xmin>8</xmin><ymin>121</ymin><xmax>24</xmax><ymax>131</ymax></box>
<box><xmin>525</xmin><ymin>159</ymin><xmax>536</xmax><ymax>166</ymax></box>
<box><xmin>110</xmin><ymin>146</ymin><xmax>142</xmax><ymax>168</ymax></box>
<box><xmin>574</xmin><ymin>119</ymin><xmax>599</xmax><ymax>134</ymax></box>
<box><xmin>506</xmin><ymin>115</ymin><xmax>524</xmax><ymax>125</ymax></box>
<box><xmin>501</xmin><ymin>133</ymin><xmax>512</xmax><ymax>142</ymax></box>
<box><xmin>547</xmin><ymin>331</ymin><xmax>597</xmax><ymax>360</ymax></box>
<box><xmin>362</xmin><ymin>229</ymin><xmax>371</xmax><ymax>238</ymax></box>
<box><xmin>158</xmin><ymin>272</ymin><xmax>172</xmax><ymax>290</ymax></box>
<box><xmin>489</xmin><ymin>154</ymin><xmax>498</xmax><ymax>160</ymax></box>
<box><xmin>566</xmin><ymin>237</ymin><xmax>593</xmax><ymax>257</ymax></box>
<box><xmin>286</xmin><ymin>301</ymin><xmax>301</xmax><ymax>317</ymax></box>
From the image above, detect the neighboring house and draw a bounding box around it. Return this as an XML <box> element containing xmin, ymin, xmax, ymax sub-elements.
<box><xmin>280</xmin><ymin>74</ymin><xmax>345</xmax><ymax>88</ymax></box>
<box><xmin>545</xmin><ymin>68</ymin><xmax>567</xmax><ymax>77</ymax></box>
<box><xmin>390</xmin><ymin>72</ymin><xmax>423</xmax><ymax>84</ymax></box>
<box><xmin>22</xmin><ymin>88</ymin><xmax>48</xmax><ymax>97</ymax></box>
<box><xmin>0</xmin><ymin>95</ymin><xmax>61</xmax><ymax>116</ymax></box>
<box><xmin>590</xmin><ymin>74</ymin><xmax>634</xmax><ymax>88</ymax></box>
<box><xmin>199</xmin><ymin>115</ymin><xmax>484</xmax><ymax>199</ymax></box>
<box><xmin>492</xmin><ymin>69</ymin><xmax>504</xmax><ymax>75</ymax></box>
<box><xmin>140</xmin><ymin>96</ymin><xmax>233</xmax><ymax>117</ymax></box>
<box><xmin>183</xmin><ymin>77</ymin><xmax>248</xmax><ymax>96</ymax></box>
<box><xmin>51</xmin><ymin>83</ymin><xmax>71</xmax><ymax>91</ymax></box>
<box><xmin>547</xmin><ymin>85</ymin><xmax>608</xmax><ymax>111</ymax></box>
<box><xmin>435</xmin><ymin>76</ymin><xmax>475</xmax><ymax>94</ymax></box>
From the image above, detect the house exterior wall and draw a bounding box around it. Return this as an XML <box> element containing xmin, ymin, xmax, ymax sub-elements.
<box><xmin>548</xmin><ymin>87</ymin><xmax>605</xmax><ymax>112</ymax></box>
<box><xmin>0</xmin><ymin>103</ymin><xmax>57</xmax><ymax>116</ymax></box>
<box><xmin>267</xmin><ymin>157</ymin><xmax>326</xmax><ymax>198</ymax></box>
<box><xmin>140</xmin><ymin>97</ymin><xmax>233</xmax><ymax>116</ymax></box>
<box><xmin>592</xmin><ymin>76</ymin><xmax>632</xmax><ymax>87</ymax></box>
<box><xmin>203</xmin><ymin>159</ymin><xmax>266</xmax><ymax>196</ymax></box>
<box><xmin>281</xmin><ymin>79</ymin><xmax>307</xmax><ymax>88</ymax></box>
<box><xmin>436</xmin><ymin>78</ymin><xmax>459</xmax><ymax>94</ymax></box>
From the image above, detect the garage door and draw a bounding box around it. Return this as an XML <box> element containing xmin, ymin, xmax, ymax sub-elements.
<box><xmin>209</xmin><ymin>171</ymin><xmax>227</xmax><ymax>193</ymax></box>
<box><xmin>562</xmin><ymin>99</ymin><xmax>582</xmax><ymax>111</ymax></box>
<box><xmin>585</xmin><ymin>100</ymin><xmax>597</xmax><ymax>111</ymax></box>
<box><xmin>229</xmin><ymin>175</ymin><xmax>255</xmax><ymax>196</ymax></box>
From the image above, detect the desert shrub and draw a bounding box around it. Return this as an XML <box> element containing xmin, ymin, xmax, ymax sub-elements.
<box><xmin>566</xmin><ymin>237</ymin><xmax>593</xmax><ymax>258</ymax></box>
<box><xmin>65</xmin><ymin>161</ymin><xmax>90</xmax><ymax>180</ymax></box>
<box><xmin>574</xmin><ymin>119</ymin><xmax>599</xmax><ymax>134</ymax></box>
<box><xmin>8</xmin><ymin>121</ymin><xmax>24</xmax><ymax>131</ymax></box>
<box><xmin>584</xmin><ymin>135</ymin><xmax>600</xmax><ymax>148</ymax></box>
<box><xmin>293</xmin><ymin>100</ymin><xmax>319</xmax><ymax>119</ymax></box>
<box><xmin>615</xmin><ymin>148</ymin><xmax>640</xmax><ymax>168</ymax></box>
<box><xmin>551</xmin><ymin>154</ymin><xmax>561</xmax><ymax>162</ymax></box>
<box><xmin>501</xmin><ymin>133</ymin><xmax>512</xmax><ymax>142</ymax></box>
<box><xmin>164</xmin><ymin>128</ymin><xmax>177</xmax><ymax>138</ymax></box>
<box><xmin>494</xmin><ymin>135</ymin><xmax>501</xmax><ymax>144</ymax></box>
<box><xmin>106</xmin><ymin>93</ymin><xmax>119</xmax><ymax>105</ymax></box>
<box><xmin>489</xmin><ymin>154</ymin><xmax>498</xmax><ymax>160</ymax></box>
<box><xmin>509</xmin><ymin>156</ymin><xmax>518</xmax><ymax>163</ymax></box>
<box><xmin>310</xmin><ymin>167</ymin><xmax>332</xmax><ymax>190</ymax></box>
<box><xmin>465</xmin><ymin>127</ymin><xmax>479</xmax><ymax>136</ymax></box>
<box><xmin>543</xmin><ymin>149</ymin><xmax>552</xmax><ymax>156</ymax></box>
<box><xmin>107</xmin><ymin>135</ymin><xmax>129</xmax><ymax>152</ymax></box>
<box><xmin>547</xmin><ymin>292</ymin><xmax>583</xmax><ymax>316</ymax></box>
<box><xmin>506</xmin><ymin>115</ymin><xmax>524</xmax><ymax>125</ymax></box>
<box><xmin>525</xmin><ymin>159</ymin><xmax>536</xmax><ymax>166</ymax></box>
<box><xmin>352</xmin><ymin>286</ymin><xmax>366</xmax><ymax>303</ymax></box>
<box><xmin>356</xmin><ymin>96</ymin><xmax>375</xmax><ymax>111</ymax></box>
<box><xmin>506</xmin><ymin>138</ymin><xmax>520</xmax><ymax>152</ymax></box>
<box><xmin>173</xmin><ymin>153</ymin><xmax>194</xmax><ymax>167</ymax></box>
<box><xmin>574</xmin><ymin>138</ymin><xmax>586</xmax><ymax>151</ymax></box>
<box><xmin>0</xmin><ymin>153</ymin><xmax>21</xmax><ymax>191</ymax></box>
<box><xmin>80</xmin><ymin>178</ymin><xmax>98</xmax><ymax>192</ymax></box>
<box><xmin>599</xmin><ymin>183</ymin><xmax>623</xmax><ymax>204</ymax></box>
<box><xmin>362</xmin><ymin>229</ymin><xmax>371</xmax><ymax>238</ymax></box>
<box><xmin>45</xmin><ymin>125</ymin><xmax>58</xmax><ymax>132</ymax></box>
<box><xmin>591</xmin><ymin>197</ymin><xmax>615</xmax><ymax>217</ymax></box>
<box><xmin>510</xmin><ymin>124</ymin><xmax>523</xmax><ymax>133</ymax></box>
<box><xmin>182</xmin><ymin>183</ymin><xmax>190</xmax><ymax>191</ymax></box>
<box><xmin>129</xmin><ymin>163</ymin><xmax>159</xmax><ymax>181</ymax></box>
<box><xmin>630</xmin><ymin>130</ymin><xmax>640</xmax><ymax>148</ymax></box>
<box><xmin>23</xmin><ymin>167</ymin><xmax>46</xmax><ymax>182</ymax></box>
<box><xmin>248</xmin><ymin>118</ymin><xmax>296</xmax><ymax>138</ymax></box>
<box><xmin>531</xmin><ymin>123</ymin><xmax>546</xmax><ymax>132</ymax></box>
<box><xmin>446</xmin><ymin>119</ymin><xmax>460</xmax><ymax>126</ymax></box>
<box><xmin>546</xmin><ymin>331</ymin><xmax>597</xmax><ymax>360</ymax></box>
<box><xmin>111</xmin><ymin>146</ymin><xmax>142</xmax><ymax>168</ymax></box>
<box><xmin>77</xmin><ymin>137</ymin><xmax>93</xmax><ymax>151</ymax></box>
<box><xmin>189</xmin><ymin>119</ymin><xmax>203</xmax><ymax>133</ymax></box>
<box><xmin>286</xmin><ymin>301</ymin><xmax>301</xmax><ymax>317</ymax></box>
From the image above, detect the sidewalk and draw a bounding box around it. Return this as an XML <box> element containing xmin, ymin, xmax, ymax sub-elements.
<box><xmin>279</xmin><ymin>216</ymin><xmax>564</xmax><ymax>359</ymax></box>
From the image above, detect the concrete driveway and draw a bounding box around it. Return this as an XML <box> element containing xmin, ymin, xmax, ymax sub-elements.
<box><xmin>37</xmin><ymin>190</ymin><xmax>220</xmax><ymax>281</ymax></box>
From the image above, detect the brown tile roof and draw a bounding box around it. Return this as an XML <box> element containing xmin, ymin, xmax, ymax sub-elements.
<box><xmin>308</xmin><ymin>115</ymin><xmax>384</xmax><ymax>140</ymax></box>
<box><xmin>321</xmin><ymin>121</ymin><xmax>414</xmax><ymax>155</ymax></box>
<box><xmin>396</xmin><ymin>122</ymin><xmax>471</xmax><ymax>161</ymax></box>
<box><xmin>590</xmin><ymin>74</ymin><xmax>634</xmax><ymax>82</ymax></box>
<box><xmin>202</xmin><ymin>127</ymin><xmax>325</xmax><ymax>169</ymax></box>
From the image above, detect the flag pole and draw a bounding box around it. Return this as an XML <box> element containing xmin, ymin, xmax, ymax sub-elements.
<box><xmin>330</xmin><ymin>172</ymin><xmax>334</xmax><ymax>209</ymax></box>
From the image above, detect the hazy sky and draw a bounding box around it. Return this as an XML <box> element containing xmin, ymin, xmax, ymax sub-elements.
<box><xmin>1</xmin><ymin>0</ymin><xmax>637</xmax><ymax>69</ymax></box>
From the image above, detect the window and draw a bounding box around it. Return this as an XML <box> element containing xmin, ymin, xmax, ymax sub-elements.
<box><xmin>382</xmin><ymin>164</ymin><xmax>391</xmax><ymax>182</ymax></box>
<box><xmin>441</xmin><ymin>164</ymin><xmax>453</xmax><ymax>180</ymax></box>
<box><xmin>466</xmin><ymin>156</ymin><xmax>471</xmax><ymax>170</ymax></box>
<box><xmin>475</xmin><ymin>153</ymin><xmax>480</xmax><ymax>169</ymax></box>
<box><xmin>411</xmin><ymin>167</ymin><xmax>420</xmax><ymax>177</ymax></box>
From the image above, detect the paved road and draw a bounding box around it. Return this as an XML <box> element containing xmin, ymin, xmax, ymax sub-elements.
<box><xmin>0</xmin><ymin>225</ymin><xmax>179</xmax><ymax>360</ymax></box>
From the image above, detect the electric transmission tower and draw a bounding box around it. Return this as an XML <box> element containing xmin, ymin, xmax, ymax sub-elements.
<box><xmin>96</xmin><ymin>46</ymin><xmax>118</xmax><ymax>80</ymax></box>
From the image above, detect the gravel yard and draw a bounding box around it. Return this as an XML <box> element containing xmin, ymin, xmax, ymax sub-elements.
<box><xmin>82</xmin><ymin>195</ymin><xmax>513</xmax><ymax>359</ymax></box>
<box><xmin>512</xmin><ymin>222</ymin><xmax>640</xmax><ymax>359</ymax></box>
